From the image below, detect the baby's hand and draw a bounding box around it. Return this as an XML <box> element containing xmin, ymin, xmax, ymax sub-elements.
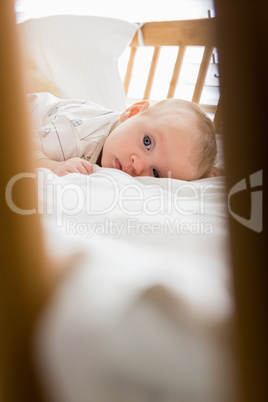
<box><xmin>52</xmin><ymin>158</ymin><xmax>93</xmax><ymax>176</ymax></box>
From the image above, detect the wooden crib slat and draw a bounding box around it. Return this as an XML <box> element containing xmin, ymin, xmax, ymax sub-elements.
<box><xmin>0</xmin><ymin>1</ymin><xmax>51</xmax><ymax>400</ymax></box>
<box><xmin>130</xmin><ymin>18</ymin><xmax>217</xmax><ymax>47</ymax></box>
<box><xmin>192</xmin><ymin>46</ymin><xmax>214</xmax><ymax>104</ymax></box>
<box><xmin>124</xmin><ymin>46</ymin><xmax>137</xmax><ymax>96</ymax></box>
<box><xmin>143</xmin><ymin>46</ymin><xmax>161</xmax><ymax>100</ymax></box>
<box><xmin>215</xmin><ymin>3</ymin><xmax>268</xmax><ymax>402</ymax></box>
<box><xmin>0</xmin><ymin>2</ymin><xmax>80</xmax><ymax>400</ymax></box>
<box><xmin>167</xmin><ymin>46</ymin><xmax>186</xmax><ymax>98</ymax></box>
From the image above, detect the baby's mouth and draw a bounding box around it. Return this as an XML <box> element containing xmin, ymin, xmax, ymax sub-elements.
<box><xmin>115</xmin><ymin>158</ymin><xmax>122</xmax><ymax>171</ymax></box>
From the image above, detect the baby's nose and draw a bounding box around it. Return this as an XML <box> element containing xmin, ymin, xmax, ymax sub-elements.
<box><xmin>131</xmin><ymin>154</ymin><xmax>147</xmax><ymax>176</ymax></box>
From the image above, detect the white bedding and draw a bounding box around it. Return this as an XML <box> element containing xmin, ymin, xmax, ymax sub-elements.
<box><xmin>34</xmin><ymin>164</ymin><xmax>235</xmax><ymax>402</ymax></box>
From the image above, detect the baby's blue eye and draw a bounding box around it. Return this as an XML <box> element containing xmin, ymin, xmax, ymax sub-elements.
<box><xmin>153</xmin><ymin>168</ymin><xmax>160</xmax><ymax>178</ymax></box>
<box><xmin>143</xmin><ymin>135</ymin><xmax>151</xmax><ymax>150</ymax></box>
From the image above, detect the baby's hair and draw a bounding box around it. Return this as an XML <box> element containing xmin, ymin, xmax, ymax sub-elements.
<box><xmin>182</xmin><ymin>100</ymin><xmax>217</xmax><ymax>177</ymax></box>
<box><xmin>142</xmin><ymin>99</ymin><xmax>217</xmax><ymax>178</ymax></box>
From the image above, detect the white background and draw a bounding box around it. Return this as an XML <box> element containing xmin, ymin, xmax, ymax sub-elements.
<box><xmin>15</xmin><ymin>0</ymin><xmax>215</xmax><ymax>23</ymax></box>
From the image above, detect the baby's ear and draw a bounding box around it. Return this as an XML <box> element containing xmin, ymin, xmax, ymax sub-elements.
<box><xmin>120</xmin><ymin>100</ymin><xmax>150</xmax><ymax>122</ymax></box>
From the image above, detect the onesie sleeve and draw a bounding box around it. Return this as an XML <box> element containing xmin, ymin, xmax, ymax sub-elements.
<box><xmin>27</xmin><ymin>92</ymin><xmax>62</xmax><ymax>160</ymax></box>
<box><xmin>27</xmin><ymin>92</ymin><xmax>121</xmax><ymax>163</ymax></box>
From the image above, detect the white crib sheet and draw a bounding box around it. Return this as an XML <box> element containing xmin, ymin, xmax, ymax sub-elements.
<box><xmin>33</xmin><ymin>166</ymin><xmax>235</xmax><ymax>402</ymax></box>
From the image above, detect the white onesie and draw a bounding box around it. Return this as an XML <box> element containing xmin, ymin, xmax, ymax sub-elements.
<box><xmin>28</xmin><ymin>92</ymin><xmax>121</xmax><ymax>164</ymax></box>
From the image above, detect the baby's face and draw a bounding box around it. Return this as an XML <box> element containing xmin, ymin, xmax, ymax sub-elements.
<box><xmin>101</xmin><ymin>110</ymin><xmax>200</xmax><ymax>180</ymax></box>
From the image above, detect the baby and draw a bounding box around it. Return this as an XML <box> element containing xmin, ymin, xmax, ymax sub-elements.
<box><xmin>29</xmin><ymin>92</ymin><xmax>220</xmax><ymax>181</ymax></box>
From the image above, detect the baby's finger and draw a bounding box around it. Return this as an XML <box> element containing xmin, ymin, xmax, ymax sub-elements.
<box><xmin>66</xmin><ymin>165</ymin><xmax>80</xmax><ymax>174</ymax></box>
<box><xmin>81</xmin><ymin>160</ymin><xmax>94</xmax><ymax>174</ymax></box>
<box><xmin>74</xmin><ymin>164</ymin><xmax>88</xmax><ymax>175</ymax></box>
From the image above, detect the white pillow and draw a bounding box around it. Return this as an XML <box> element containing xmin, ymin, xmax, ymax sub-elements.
<box><xmin>19</xmin><ymin>15</ymin><xmax>138</xmax><ymax>110</ymax></box>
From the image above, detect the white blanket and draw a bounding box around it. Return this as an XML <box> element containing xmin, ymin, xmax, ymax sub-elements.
<box><xmin>34</xmin><ymin>166</ymin><xmax>235</xmax><ymax>402</ymax></box>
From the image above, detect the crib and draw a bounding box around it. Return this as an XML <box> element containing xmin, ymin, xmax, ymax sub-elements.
<box><xmin>0</xmin><ymin>1</ymin><xmax>266</xmax><ymax>402</ymax></box>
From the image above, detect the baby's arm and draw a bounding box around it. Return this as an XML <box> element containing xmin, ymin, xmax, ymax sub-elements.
<box><xmin>35</xmin><ymin>157</ymin><xmax>93</xmax><ymax>176</ymax></box>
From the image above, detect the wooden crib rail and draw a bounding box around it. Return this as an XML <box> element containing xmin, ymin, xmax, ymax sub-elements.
<box><xmin>124</xmin><ymin>18</ymin><xmax>221</xmax><ymax>130</ymax></box>
<box><xmin>129</xmin><ymin>18</ymin><xmax>217</xmax><ymax>47</ymax></box>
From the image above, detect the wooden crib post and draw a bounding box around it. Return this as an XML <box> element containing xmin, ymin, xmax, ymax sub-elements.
<box><xmin>192</xmin><ymin>46</ymin><xmax>214</xmax><ymax>104</ymax></box>
<box><xmin>124</xmin><ymin>46</ymin><xmax>138</xmax><ymax>96</ymax></box>
<box><xmin>167</xmin><ymin>46</ymin><xmax>186</xmax><ymax>99</ymax></box>
<box><xmin>0</xmin><ymin>1</ymin><xmax>57</xmax><ymax>401</ymax></box>
<box><xmin>214</xmin><ymin>1</ymin><xmax>267</xmax><ymax>402</ymax></box>
<box><xmin>143</xmin><ymin>46</ymin><xmax>161</xmax><ymax>99</ymax></box>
